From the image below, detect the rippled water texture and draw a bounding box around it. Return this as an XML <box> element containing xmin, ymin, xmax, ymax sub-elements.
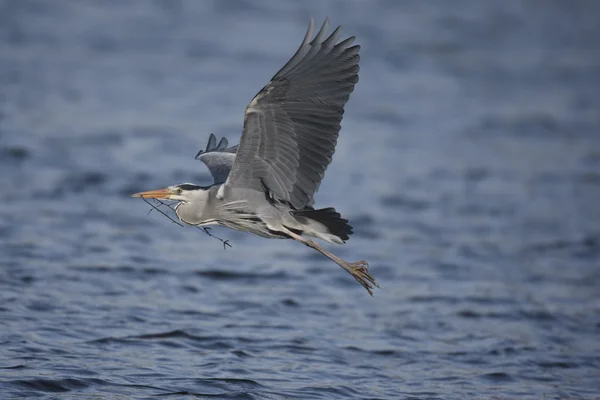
<box><xmin>1</xmin><ymin>1</ymin><xmax>600</xmax><ymax>399</ymax></box>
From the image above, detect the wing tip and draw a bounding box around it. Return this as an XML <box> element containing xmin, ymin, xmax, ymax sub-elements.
<box><xmin>217</xmin><ymin>137</ymin><xmax>229</xmax><ymax>150</ymax></box>
<box><xmin>196</xmin><ymin>133</ymin><xmax>230</xmax><ymax>159</ymax></box>
<box><xmin>312</xmin><ymin>17</ymin><xmax>330</xmax><ymax>44</ymax></box>
<box><xmin>303</xmin><ymin>17</ymin><xmax>315</xmax><ymax>45</ymax></box>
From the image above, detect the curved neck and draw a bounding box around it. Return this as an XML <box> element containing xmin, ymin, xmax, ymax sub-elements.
<box><xmin>174</xmin><ymin>189</ymin><xmax>210</xmax><ymax>225</ymax></box>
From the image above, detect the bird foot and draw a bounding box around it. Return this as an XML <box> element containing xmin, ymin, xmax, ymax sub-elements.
<box><xmin>348</xmin><ymin>260</ymin><xmax>379</xmax><ymax>296</ymax></box>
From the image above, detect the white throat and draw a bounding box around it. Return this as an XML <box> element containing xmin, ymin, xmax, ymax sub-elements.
<box><xmin>174</xmin><ymin>189</ymin><xmax>210</xmax><ymax>225</ymax></box>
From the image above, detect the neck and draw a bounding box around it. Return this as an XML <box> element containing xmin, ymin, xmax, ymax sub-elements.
<box><xmin>174</xmin><ymin>189</ymin><xmax>210</xmax><ymax>225</ymax></box>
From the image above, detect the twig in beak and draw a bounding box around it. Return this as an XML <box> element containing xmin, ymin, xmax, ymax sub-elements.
<box><xmin>140</xmin><ymin>197</ymin><xmax>232</xmax><ymax>250</ymax></box>
<box><xmin>142</xmin><ymin>197</ymin><xmax>183</xmax><ymax>227</ymax></box>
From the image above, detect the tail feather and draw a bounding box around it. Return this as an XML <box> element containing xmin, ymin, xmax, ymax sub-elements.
<box><xmin>293</xmin><ymin>207</ymin><xmax>353</xmax><ymax>242</ymax></box>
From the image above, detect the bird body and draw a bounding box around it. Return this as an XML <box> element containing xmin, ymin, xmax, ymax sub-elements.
<box><xmin>174</xmin><ymin>183</ymin><xmax>350</xmax><ymax>244</ymax></box>
<box><xmin>133</xmin><ymin>18</ymin><xmax>378</xmax><ymax>295</ymax></box>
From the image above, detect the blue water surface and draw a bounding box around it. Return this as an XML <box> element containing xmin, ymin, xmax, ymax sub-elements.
<box><xmin>1</xmin><ymin>1</ymin><xmax>599</xmax><ymax>399</ymax></box>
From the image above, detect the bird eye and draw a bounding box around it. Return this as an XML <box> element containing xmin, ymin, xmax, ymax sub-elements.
<box><xmin>176</xmin><ymin>188</ymin><xmax>183</xmax><ymax>195</ymax></box>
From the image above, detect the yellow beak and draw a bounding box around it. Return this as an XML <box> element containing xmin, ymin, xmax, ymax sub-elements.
<box><xmin>131</xmin><ymin>187</ymin><xmax>172</xmax><ymax>199</ymax></box>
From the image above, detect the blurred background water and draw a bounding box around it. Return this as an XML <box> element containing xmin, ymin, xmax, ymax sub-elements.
<box><xmin>1</xmin><ymin>1</ymin><xmax>599</xmax><ymax>399</ymax></box>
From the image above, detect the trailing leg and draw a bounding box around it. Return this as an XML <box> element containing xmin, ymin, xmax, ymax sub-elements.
<box><xmin>283</xmin><ymin>228</ymin><xmax>378</xmax><ymax>295</ymax></box>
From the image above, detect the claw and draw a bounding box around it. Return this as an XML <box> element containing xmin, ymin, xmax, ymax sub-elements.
<box><xmin>349</xmin><ymin>260</ymin><xmax>379</xmax><ymax>296</ymax></box>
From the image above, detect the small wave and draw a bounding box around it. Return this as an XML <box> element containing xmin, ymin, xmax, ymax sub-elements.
<box><xmin>456</xmin><ymin>310</ymin><xmax>514</xmax><ymax>320</ymax></box>
<box><xmin>281</xmin><ymin>298</ymin><xmax>300</xmax><ymax>307</ymax></box>
<box><xmin>479</xmin><ymin>372</ymin><xmax>514</xmax><ymax>383</ymax></box>
<box><xmin>290</xmin><ymin>384</ymin><xmax>361</xmax><ymax>399</ymax></box>
<box><xmin>523</xmin><ymin>234</ymin><xmax>600</xmax><ymax>259</ymax></box>
<box><xmin>91</xmin><ymin>329</ymin><xmax>208</xmax><ymax>343</ymax></box>
<box><xmin>408</xmin><ymin>295</ymin><xmax>460</xmax><ymax>304</ymax></box>
<box><xmin>343</xmin><ymin>346</ymin><xmax>411</xmax><ymax>357</ymax></box>
<box><xmin>8</xmin><ymin>377</ymin><xmax>107</xmax><ymax>393</ymax></box>
<box><xmin>0</xmin><ymin>365</ymin><xmax>26</xmax><ymax>370</ymax></box>
<box><xmin>0</xmin><ymin>146</ymin><xmax>30</xmax><ymax>162</ymax></box>
<box><xmin>195</xmin><ymin>378</ymin><xmax>262</xmax><ymax>387</ymax></box>
<box><xmin>89</xmin><ymin>329</ymin><xmax>264</xmax><ymax>351</ymax></box>
<box><xmin>519</xmin><ymin>309</ymin><xmax>555</xmax><ymax>321</ymax></box>
<box><xmin>195</xmin><ymin>269</ymin><xmax>288</xmax><ymax>281</ymax></box>
<box><xmin>537</xmin><ymin>361</ymin><xmax>576</xmax><ymax>369</ymax></box>
<box><xmin>379</xmin><ymin>194</ymin><xmax>430</xmax><ymax>212</ymax></box>
<box><xmin>154</xmin><ymin>391</ymin><xmax>257</xmax><ymax>399</ymax></box>
<box><xmin>70</xmin><ymin>265</ymin><xmax>167</xmax><ymax>275</ymax></box>
<box><xmin>153</xmin><ymin>378</ymin><xmax>263</xmax><ymax>399</ymax></box>
<box><xmin>231</xmin><ymin>350</ymin><xmax>252</xmax><ymax>358</ymax></box>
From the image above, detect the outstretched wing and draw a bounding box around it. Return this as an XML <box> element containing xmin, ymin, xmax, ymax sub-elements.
<box><xmin>195</xmin><ymin>133</ymin><xmax>238</xmax><ymax>184</ymax></box>
<box><xmin>224</xmin><ymin>18</ymin><xmax>360</xmax><ymax>209</ymax></box>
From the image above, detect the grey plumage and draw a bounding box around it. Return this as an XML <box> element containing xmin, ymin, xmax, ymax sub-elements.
<box><xmin>225</xmin><ymin>18</ymin><xmax>360</xmax><ymax>209</ymax></box>
<box><xmin>195</xmin><ymin>133</ymin><xmax>238</xmax><ymax>184</ymax></box>
<box><xmin>133</xmin><ymin>18</ymin><xmax>378</xmax><ymax>295</ymax></box>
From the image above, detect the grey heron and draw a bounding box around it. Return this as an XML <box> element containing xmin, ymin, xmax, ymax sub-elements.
<box><xmin>132</xmin><ymin>18</ymin><xmax>378</xmax><ymax>295</ymax></box>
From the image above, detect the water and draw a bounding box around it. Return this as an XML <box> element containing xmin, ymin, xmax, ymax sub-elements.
<box><xmin>1</xmin><ymin>1</ymin><xmax>599</xmax><ymax>399</ymax></box>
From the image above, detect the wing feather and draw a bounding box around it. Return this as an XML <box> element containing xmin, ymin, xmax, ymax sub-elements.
<box><xmin>225</xmin><ymin>18</ymin><xmax>360</xmax><ymax>209</ymax></box>
<box><xmin>195</xmin><ymin>133</ymin><xmax>238</xmax><ymax>184</ymax></box>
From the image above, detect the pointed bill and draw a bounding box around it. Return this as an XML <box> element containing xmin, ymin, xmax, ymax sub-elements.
<box><xmin>131</xmin><ymin>188</ymin><xmax>172</xmax><ymax>199</ymax></box>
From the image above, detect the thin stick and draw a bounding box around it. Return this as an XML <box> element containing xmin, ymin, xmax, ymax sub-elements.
<box><xmin>195</xmin><ymin>225</ymin><xmax>232</xmax><ymax>249</ymax></box>
<box><xmin>142</xmin><ymin>197</ymin><xmax>183</xmax><ymax>227</ymax></box>
<box><xmin>140</xmin><ymin>197</ymin><xmax>232</xmax><ymax>249</ymax></box>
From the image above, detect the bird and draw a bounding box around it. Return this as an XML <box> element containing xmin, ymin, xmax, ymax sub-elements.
<box><xmin>132</xmin><ymin>18</ymin><xmax>378</xmax><ymax>295</ymax></box>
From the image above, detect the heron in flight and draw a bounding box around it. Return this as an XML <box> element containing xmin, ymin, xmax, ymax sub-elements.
<box><xmin>132</xmin><ymin>18</ymin><xmax>378</xmax><ymax>295</ymax></box>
